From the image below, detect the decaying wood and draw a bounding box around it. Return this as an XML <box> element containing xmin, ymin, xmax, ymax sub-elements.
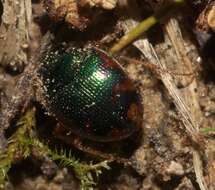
<box><xmin>44</xmin><ymin>0</ymin><xmax>117</xmax><ymax>30</ymax></box>
<box><xmin>196</xmin><ymin>1</ymin><xmax>215</xmax><ymax>32</ymax></box>
<box><xmin>0</xmin><ymin>0</ymin><xmax>32</xmax><ymax>151</ymax></box>
<box><xmin>79</xmin><ymin>0</ymin><xmax>117</xmax><ymax>9</ymax></box>
<box><xmin>0</xmin><ymin>0</ymin><xmax>31</xmax><ymax>68</ymax></box>
<box><xmin>207</xmin><ymin>4</ymin><xmax>215</xmax><ymax>31</ymax></box>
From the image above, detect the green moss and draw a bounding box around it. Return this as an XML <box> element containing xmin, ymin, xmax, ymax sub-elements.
<box><xmin>30</xmin><ymin>138</ymin><xmax>110</xmax><ymax>190</ymax></box>
<box><xmin>0</xmin><ymin>108</ymin><xmax>110</xmax><ymax>190</ymax></box>
<box><xmin>0</xmin><ymin>108</ymin><xmax>36</xmax><ymax>188</ymax></box>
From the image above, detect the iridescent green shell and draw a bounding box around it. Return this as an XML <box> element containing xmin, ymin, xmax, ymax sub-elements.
<box><xmin>39</xmin><ymin>48</ymin><xmax>142</xmax><ymax>142</ymax></box>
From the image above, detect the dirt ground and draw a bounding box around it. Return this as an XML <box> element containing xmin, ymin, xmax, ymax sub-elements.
<box><xmin>1</xmin><ymin>0</ymin><xmax>215</xmax><ymax>190</ymax></box>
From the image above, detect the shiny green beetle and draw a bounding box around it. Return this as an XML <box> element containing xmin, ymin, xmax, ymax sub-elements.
<box><xmin>39</xmin><ymin>47</ymin><xmax>142</xmax><ymax>142</ymax></box>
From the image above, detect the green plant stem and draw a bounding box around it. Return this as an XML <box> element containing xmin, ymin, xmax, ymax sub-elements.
<box><xmin>109</xmin><ymin>0</ymin><xmax>185</xmax><ymax>55</ymax></box>
<box><xmin>200</xmin><ymin>127</ymin><xmax>215</xmax><ymax>134</ymax></box>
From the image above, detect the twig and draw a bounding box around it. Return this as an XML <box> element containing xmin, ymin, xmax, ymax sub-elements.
<box><xmin>193</xmin><ymin>150</ymin><xmax>208</xmax><ymax>190</ymax></box>
<box><xmin>109</xmin><ymin>0</ymin><xmax>185</xmax><ymax>55</ymax></box>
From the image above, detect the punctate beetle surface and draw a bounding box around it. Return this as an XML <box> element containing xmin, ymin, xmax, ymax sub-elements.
<box><xmin>38</xmin><ymin>47</ymin><xmax>142</xmax><ymax>142</ymax></box>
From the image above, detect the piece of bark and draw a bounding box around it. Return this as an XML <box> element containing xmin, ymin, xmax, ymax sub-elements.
<box><xmin>0</xmin><ymin>0</ymin><xmax>32</xmax><ymax>151</ymax></box>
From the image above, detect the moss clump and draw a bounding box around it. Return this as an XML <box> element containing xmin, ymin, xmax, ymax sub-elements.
<box><xmin>0</xmin><ymin>108</ymin><xmax>36</xmax><ymax>188</ymax></box>
<box><xmin>0</xmin><ymin>108</ymin><xmax>110</xmax><ymax>190</ymax></box>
